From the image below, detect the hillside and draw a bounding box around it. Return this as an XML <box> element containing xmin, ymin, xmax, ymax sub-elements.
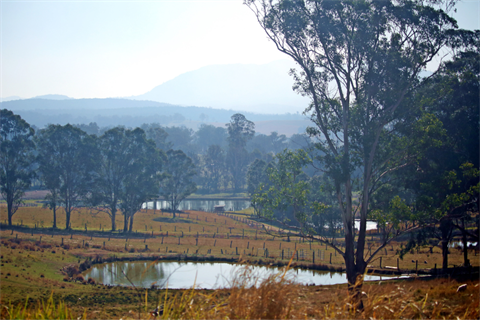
<box><xmin>0</xmin><ymin>98</ymin><xmax>309</xmax><ymax>136</ymax></box>
<box><xmin>131</xmin><ymin>60</ymin><xmax>309</xmax><ymax>114</ymax></box>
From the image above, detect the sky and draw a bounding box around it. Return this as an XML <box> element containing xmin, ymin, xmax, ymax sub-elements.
<box><xmin>1</xmin><ymin>0</ymin><xmax>479</xmax><ymax>100</ymax></box>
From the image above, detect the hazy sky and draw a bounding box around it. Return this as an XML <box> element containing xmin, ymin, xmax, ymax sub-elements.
<box><xmin>1</xmin><ymin>0</ymin><xmax>478</xmax><ymax>100</ymax></box>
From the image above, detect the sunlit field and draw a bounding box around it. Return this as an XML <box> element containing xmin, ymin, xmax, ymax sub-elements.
<box><xmin>1</xmin><ymin>205</ymin><xmax>478</xmax><ymax>319</ymax></box>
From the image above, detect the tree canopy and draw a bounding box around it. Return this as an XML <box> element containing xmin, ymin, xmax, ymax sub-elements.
<box><xmin>160</xmin><ymin>149</ymin><xmax>197</xmax><ymax>218</ymax></box>
<box><xmin>246</xmin><ymin>0</ymin><xmax>479</xmax><ymax>296</ymax></box>
<box><xmin>36</xmin><ymin>124</ymin><xmax>96</xmax><ymax>230</ymax></box>
<box><xmin>0</xmin><ymin>109</ymin><xmax>36</xmax><ymax>226</ymax></box>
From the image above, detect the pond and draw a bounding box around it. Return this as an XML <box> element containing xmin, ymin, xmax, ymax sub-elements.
<box><xmin>83</xmin><ymin>261</ymin><xmax>402</xmax><ymax>289</ymax></box>
<box><xmin>143</xmin><ymin>200</ymin><xmax>251</xmax><ymax>212</ymax></box>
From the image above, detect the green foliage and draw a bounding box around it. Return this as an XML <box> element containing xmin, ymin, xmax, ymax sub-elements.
<box><xmin>36</xmin><ymin>124</ymin><xmax>96</xmax><ymax>229</ymax></box>
<box><xmin>202</xmin><ymin>145</ymin><xmax>226</xmax><ymax>193</ymax></box>
<box><xmin>118</xmin><ymin>128</ymin><xmax>164</xmax><ymax>232</ymax></box>
<box><xmin>93</xmin><ymin>127</ymin><xmax>165</xmax><ymax>232</ymax></box>
<box><xmin>160</xmin><ymin>149</ymin><xmax>197</xmax><ymax>218</ymax></box>
<box><xmin>253</xmin><ymin>149</ymin><xmax>328</xmax><ymax>232</ymax></box>
<box><xmin>226</xmin><ymin>114</ymin><xmax>255</xmax><ymax>193</ymax></box>
<box><xmin>247</xmin><ymin>0</ymin><xmax>478</xmax><ymax>287</ymax></box>
<box><xmin>0</xmin><ymin>109</ymin><xmax>36</xmax><ymax>226</ymax></box>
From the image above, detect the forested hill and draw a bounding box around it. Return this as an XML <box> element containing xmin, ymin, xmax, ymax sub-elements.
<box><xmin>0</xmin><ymin>98</ymin><xmax>308</xmax><ymax>135</ymax></box>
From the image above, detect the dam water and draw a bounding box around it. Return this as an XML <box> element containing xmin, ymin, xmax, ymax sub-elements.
<box><xmin>83</xmin><ymin>260</ymin><xmax>401</xmax><ymax>289</ymax></box>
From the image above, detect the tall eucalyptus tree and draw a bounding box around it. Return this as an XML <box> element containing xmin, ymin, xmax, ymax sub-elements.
<box><xmin>226</xmin><ymin>114</ymin><xmax>255</xmax><ymax>193</ymax></box>
<box><xmin>36</xmin><ymin>124</ymin><xmax>96</xmax><ymax>230</ymax></box>
<box><xmin>0</xmin><ymin>109</ymin><xmax>36</xmax><ymax>226</ymax></box>
<box><xmin>160</xmin><ymin>150</ymin><xmax>197</xmax><ymax>218</ymax></box>
<box><xmin>246</xmin><ymin>0</ymin><xmax>478</xmax><ymax>295</ymax></box>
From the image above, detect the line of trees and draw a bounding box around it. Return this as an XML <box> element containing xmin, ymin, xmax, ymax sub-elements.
<box><xmin>1</xmin><ymin>111</ymin><xmax>311</xmax><ymax>231</ymax></box>
<box><xmin>0</xmin><ymin>116</ymin><xmax>197</xmax><ymax>232</ymax></box>
<box><xmin>75</xmin><ymin>118</ymin><xmax>312</xmax><ymax>194</ymax></box>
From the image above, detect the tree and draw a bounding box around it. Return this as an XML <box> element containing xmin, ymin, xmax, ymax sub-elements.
<box><xmin>164</xmin><ymin>126</ymin><xmax>195</xmax><ymax>154</ymax></box>
<box><xmin>202</xmin><ymin>145</ymin><xmax>226</xmax><ymax>193</ymax></box>
<box><xmin>226</xmin><ymin>114</ymin><xmax>255</xmax><ymax>193</ymax></box>
<box><xmin>194</xmin><ymin>124</ymin><xmax>228</xmax><ymax>153</ymax></box>
<box><xmin>308</xmin><ymin>175</ymin><xmax>343</xmax><ymax>238</ymax></box>
<box><xmin>396</xmin><ymin>51</ymin><xmax>480</xmax><ymax>269</ymax></box>
<box><xmin>160</xmin><ymin>150</ymin><xmax>197</xmax><ymax>218</ymax></box>
<box><xmin>253</xmin><ymin>149</ymin><xmax>327</xmax><ymax>230</ymax></box>
<box><xmin>36</xmin><ymin>124</ymin><xmax>96</xmax><ymax>230</ymax></box>
<box><xmin>117</xmin><ymin>128</ymin><xmax>162</xmax><ymax>232</ymax></box>
<box><xmin>0</xmin><ymin>109</ymin><xmax>36</xmax><ymax>226</ymax></box>
<box><xmin>246</xmin><ymin>0</ymin><xmax>477</xmax><ymax>297</ymax></box>
<box><xmin>143</xmin><ymin>124</ymin><xmax>173</xmax><ymax>151</ymax></box>
<box><xmin>93</xmin><ymin>127</ymin><xmax>161</xmax><ymax>232</ymax></box>
<box><xmin>247</xmin><ymin>158</ymin><xmax>268</xmax><ymax>196</ymax></box>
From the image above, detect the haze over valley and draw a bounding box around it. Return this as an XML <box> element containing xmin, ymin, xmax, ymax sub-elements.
<box><xmin>1</xmin><ymin>60</ymin><xmax>311</xmax><ymax>135</ymax></box>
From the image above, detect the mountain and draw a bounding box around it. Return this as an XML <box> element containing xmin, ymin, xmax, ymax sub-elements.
<box><xmin>0</xmin><ymin>96</ymin><xmax>22</xmax><ymax>102</ymax></box>
<box><xmin>131</xmin><ymin>60</ymin><xmax>309</xmax><ymax>114</ymax></box>
<box><xmin>32</xmin><ymin>94</ymin><xmax>73</xmax><ymax>100</ymax></box>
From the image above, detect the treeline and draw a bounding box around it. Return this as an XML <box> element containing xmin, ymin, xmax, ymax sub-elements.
<box><xmin>0</xmin><ymin>110</ymin><xmax>311</xmax><ymax>233</ymax></box>
<box><xmin>74</xmin><ymin>117</ymin><xmax>312</xmax><ymax>194</ymax></box>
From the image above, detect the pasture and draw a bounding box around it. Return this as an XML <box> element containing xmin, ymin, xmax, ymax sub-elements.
<box><xmin>0</xmin><ymin>204</ymin><xmax>478</xmax><ymax>319</ymax></box>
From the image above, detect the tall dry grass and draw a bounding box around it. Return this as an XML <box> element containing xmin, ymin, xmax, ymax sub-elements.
<box><xmin>2</xmin><ymin>271</ymin><xmax>478</xmax><ymax>319</ymax></box>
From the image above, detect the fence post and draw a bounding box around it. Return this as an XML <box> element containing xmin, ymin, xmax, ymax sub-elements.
<box><xmin>329</xmin><ymin>253</ymin><xmax>332</xmax><ymax>264</ymax></box>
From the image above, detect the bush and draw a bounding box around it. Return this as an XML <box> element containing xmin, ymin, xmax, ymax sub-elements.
<box><xmin>62</xmin><ymin>265</ymin><xmax>79</xmax><ymax>278</ymax></box>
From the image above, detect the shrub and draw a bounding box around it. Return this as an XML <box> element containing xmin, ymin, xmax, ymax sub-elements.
<box><xmin>62</xmin><ymin>265</ymin><xmax>79</xmax><ymax>278</ymax></box>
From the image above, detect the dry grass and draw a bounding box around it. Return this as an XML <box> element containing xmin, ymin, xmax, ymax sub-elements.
<box><xmin>1</xmin><ymin>253</ymin><xmax>478</xmax><ymax>320</ymax></box>
<box><xmin>1</xmin><ymin>206</ymin><xmax>479</xmax><ymax>319</ymax></box>
<box><xmin>2</xmin><ymin>206</ymin><xmax>477</xmax><ymax>272</ymax></box>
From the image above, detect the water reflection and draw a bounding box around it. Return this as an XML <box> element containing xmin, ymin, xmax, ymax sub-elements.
<box><xmin>83</xmin><ymin>261</ymin><xmax>399</xmax><ymax>289</ymax></box>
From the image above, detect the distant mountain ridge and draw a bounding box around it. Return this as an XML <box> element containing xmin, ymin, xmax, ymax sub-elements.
<box><xmin>32</xmin><ymin>94</ymin><xmax>73</xmax><ymax>100</ymax></box>
<box><xmin>131</xmin><ymin>60</ymin><xmax>309</xmax><ymax>114</ymax></box>
<box><xmin>1</xmin><ymin>98</ymin><xmax>309</xmax><ymax>136</ymax></box>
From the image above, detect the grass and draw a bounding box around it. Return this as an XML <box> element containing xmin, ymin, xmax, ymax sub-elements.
<box><xmin>2</xmin><ymin>267</ymin><xmax>478</xmax><ymax>319</ymax></box>
<box><xmin>0</xmin><ymin>205</ymin><xmax>479</xmax><ymax>319</ymax></box>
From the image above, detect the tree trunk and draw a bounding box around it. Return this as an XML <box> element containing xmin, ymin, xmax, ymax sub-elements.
<box><xmin>111</xmin><ymin>205</ymin><xmax>116</xmax><ymax>232</ymax></box>
<box><xmin>171</xmin><ymin>199</ymin><xmax>176</xmax><ymax>219</ymax></box>
<box><xmin>7</xmin><ymin>196</ymin><xmax>14</xmax><ymax>226</ymax></box>
<box><xmin>52</xmin><ymin>207</ymin><xmax>57</xmax><ymax>229</ymax></box>
<box><xmin>440</xmin><ymin>220</ymin><xmax>453</xmax><ymax>271</ymax></box>
<box><xmin>123</xmin><ymin>214</ymin><xmax>128</xmax><ymax>232</ymax></box>
<box><xmin>128</xmin><ymin>214</ymin><xmax>134</xmax><ymax>232</ymax></box>
<box><xmin>461</xmin><ymin>219</ymin><xmax>469</xmax><ymax>266</ymax></box>
<box><xmin>65</xmin><ymin>210</ymin><xmax>71</xmax><ymax>230</ymax></box>
<box><xmin>441</xmin><ymin>238</ymin><xmax>449</xmax><ymax>270</ymax></box>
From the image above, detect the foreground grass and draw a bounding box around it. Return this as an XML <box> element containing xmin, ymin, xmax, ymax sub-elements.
<box><xmin>1</xmin><ymin>271</ymin><xmax>479</xmax><ymax>319</ymax></box>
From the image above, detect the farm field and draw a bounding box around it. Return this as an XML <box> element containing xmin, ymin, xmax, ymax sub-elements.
<box><xmin>0</xmin><ymin>205</ymin><xmax>479</xmax><ymax>319</ymax></box>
